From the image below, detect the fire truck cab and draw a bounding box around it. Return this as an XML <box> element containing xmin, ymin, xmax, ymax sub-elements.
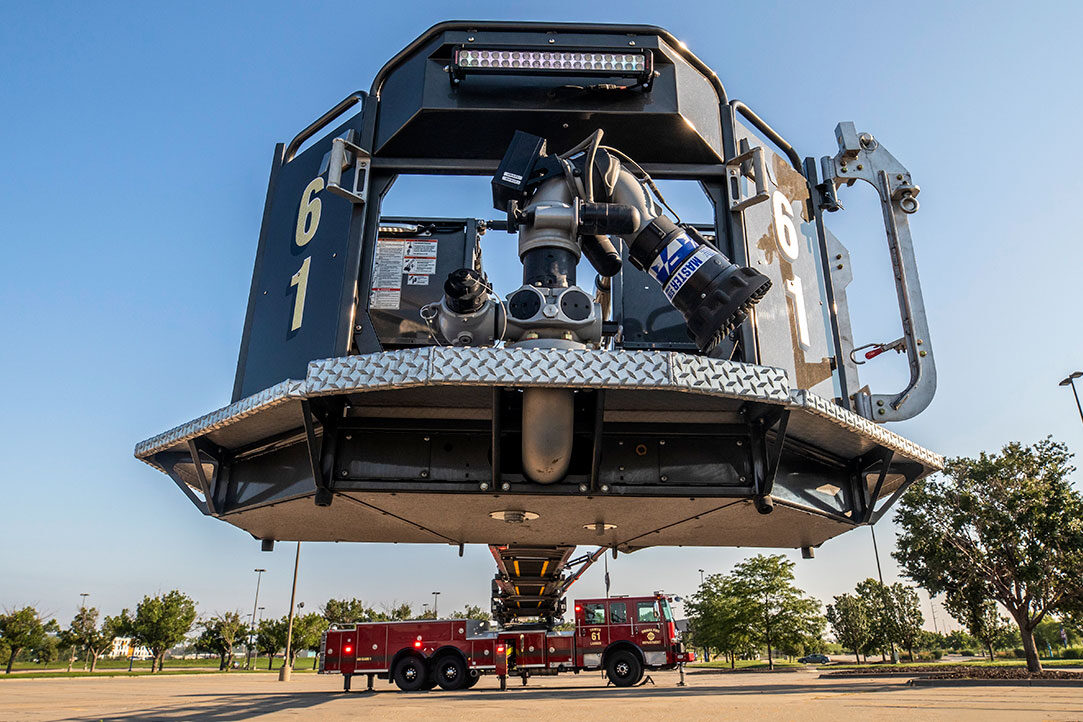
<box><xmin>320</xmin><ymin>593</ymin><xmax>691</xmax><ymax>692</ymax></box>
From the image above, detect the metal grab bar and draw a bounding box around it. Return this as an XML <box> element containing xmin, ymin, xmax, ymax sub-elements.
<box><xmin>284</xmin><ymin>91</ymin><xmax>365</xmax><ymax>162</ymax></box>
<box><xmin>730</xmin><ymin>100</ymin><xmax>803</xmax><ymax>172</ymax></box>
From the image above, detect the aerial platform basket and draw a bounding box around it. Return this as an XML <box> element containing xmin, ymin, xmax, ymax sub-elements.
<box><xmin>135</xmin><ymin>21</ymin><xmax>941</xmax><ymax>554</ymax></box>
<box><xmin>134</xmin><ymin>346</ymin><xmax>941</xmax><ymax>551</ymax></box>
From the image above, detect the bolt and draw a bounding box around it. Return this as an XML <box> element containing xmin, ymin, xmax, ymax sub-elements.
<box><xmin>600</xmin><ymin>485</ymin><xmax>610</xmax><ymax>492</ymax></box>
<box><xmin>468</xmin><ymin>36</ymin><xmax>475</xmax><ymax>41</ymax></box>
<box><xmin>916</xmin><ymin>338</ymin><xmax>923</xmax><ymax>345</ymax></box>
<box><xmin>661</xmin><ymin>475</ymin><xmax>668</xmax><ymax>482</ymax></box>
<box><xmin>355</xmin><ymin>324</ymin><xmax>363</xmax><ymax>331</ymax></box>
<box><xmin>840</xmin><ymin>166</ymin><xmax>847</xmax><ymax>173</ymax></box>
<box><xmin>548</xmin><ymin>38</ymin><xmax>555</xmax><ymax>44</ymax></box>
<box><xmin>897</xmin><ymin>174</ymin><xmax>903</xmax><ymax>180</ymax></box>
<box><xmin>878</xmin><ymin>408</ymin><xmax>886</xmax><ymax>415</ymax></box>
<box><xmin>340</xmin><ymin>470</ymin><xmax>348</xmax><ymax>477</ymax></box>
<box><xmin>579</xmin><ymin>484</ymin><xmax>588</xmax><ymax>492</ymax></box>
<box><xmin>877</xmin><ymin>399</ymin><xmax>885</xmax><ymax>407</ymax></box>
<box><xmin>837</xmin><ymin>264</ymin><xmax>843</xmax><ymax>270</ymax></box>
<box><xmin>736</xmin><ymin>440</ymin><xmax>743</xmax><ymax>446</ymax></box>
<box><xmin>562</xmin><ymin>123</ymin><xmax>569</xmax><ymax>128</ymax></box>
<box><xmin>479</xmin><ymin>482</ymin><xmax>489</xmax><ymax>491</ymax></box>
<box><xmin>423</xmin><ymin>436</ymin><xmax>430</xmax><ymax>442</ymax></box>
<box><xmin>628</xmin><ymin>40</ymin><xmax>636</xmax><ymax>45</ymax></box>
<box><xmin>420</xmin><ymin>470</ymin><xmax>429</xmax><ymax>478</ymax></box>
<box><xmin>856</xmin><ymin>164</ymin><xmax>863</xmax><ymax>170</ymax></box>
<box><xmin>345</xmin><ymin>434</ymin><xmax>352</xmax><ymax>440</ymax></box>
<box><xmin>659</xmin><ymin>440</ymin><xmax>666</xmax><ymax>446</ymax></box>
<box><xmin>739</xmin><ymin>476</ymin><xmax>746</xmax><ymax>482</ymax></box>
<box><xmin>919</xmin><ymin>350</ymin><xmax>927</xmax><ymax>357</ymax></box>
<box><xmin>835</xmin><ymin>254</ymin><xmax>842</xmax><ymax>260</ymax></box>
<box><xmin>501</xmin><ymin>482</ymin><xmax>511</xmax><ymax>491</ymax></box>
<box><xmin>619</xmin><ymin>465</ymin><xmax>625</xmax><ymax>471</ymax></box>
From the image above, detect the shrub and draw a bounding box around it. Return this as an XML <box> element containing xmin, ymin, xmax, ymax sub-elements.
<box><xmin>959</xmin><ymin>649</ymin><xmax>976</xmax><ymax>656</ymax></box>
<box><xmin>1061</xmin><ymin>647</ymin><xmax>1083</xmax><ymax>659</ymax></box>
<box><xmin>932</xmin><ymin>649</ymin><xmax>943</xmax><ymax>660</ymax></box>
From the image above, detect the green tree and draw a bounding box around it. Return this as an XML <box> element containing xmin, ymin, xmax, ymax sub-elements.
<box><xmin>450</xmin><ymin>605</ymin><xmax>491</xmax><ymax>621</ymax></box>
<box><xmin>891</xmin><ymin>584</ymin><xmax>924</xmax><ymax>661</ymax></box>
<box><xmin>730</xmin><ymin>555</ymin><xmax>824</xmax><ymax>669</ymax></box>
<box><xmin>377</xmin><ymin>602</ymin><xmax>413</xmax><ymax>621</ymax></box>
<box><xmin>321</xmin><ymin>598</ymin><xmax>375</xmax><ymax>625</ymax></box>
<box><xmin>65</xmin><ymin>608</ymin><xmax>120</xmax><ymax>672</ymax></box>
<box><xmin>826</xmin><ymin>593</ymin><xmax>870</xmax><ymax>663</ymax></box>
<box><xmin>0</xmin><ymin>607</ymin><xmax>52</xmax><ymax>674</ymax></box>
<box><xmin>416</xmin><ymin>608</ymin><xmax>437</xmax><ymax>620</ymax></box>
<box><xmin>855</xmin><ymin>578</ymin><xmax>900</xmax><ymax>661</ymax></box>
<box><xmin>256</xmin><ymin>618</ymin><xmax>288</xmax><ymax>670</ymax></box>
<box><xmin>117</xmin><ymin>591</ymin><xmax>198</xmax><ymax>673</ymax></box>
<box><xmin>286</xmin><ymin>613</ymin><xmax>327</xmax><ymax>669</ymax></box>
<box><xmin>944</xmin><ymin>585</ymin><xmax>1013</xmax><ymax>661</ymax></box>
<box><xmin>894</xmin><ymin>438</ymin><xmax>1083</xmax><ymax>673</ymax></box>
<box><xmin>195</xmin><ymin>612</ymin><xmax>247</xmax><ymax>670</ymax></box>
<box><xmin>685</xmin><ymin>573</ymin><xmax>752</xmax><ymax>668</ymax></box>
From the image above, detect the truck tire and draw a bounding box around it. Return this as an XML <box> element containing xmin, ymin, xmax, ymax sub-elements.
<box><xmin>393</xmin><ymin>656</ymin><xmax>428</xmax><ymax>692</ymax></box>
<box><xmin>434</xmin><ymin>655</ymin><xmax>469</xmax><ymax>691</ymax></box>
<box><xmin>464</xmin><ymin>673</ymin><xmax>480</xmax><ymax>689</ymax></box>
<box><xmin>606</xmin><ymin>649</ymin><xmax>642</xmax><ymax>688</ymax></box>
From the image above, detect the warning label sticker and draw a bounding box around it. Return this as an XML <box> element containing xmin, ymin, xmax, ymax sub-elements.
<box><xmin>371</xmin><ymin>238</ymin><xmax>406</xmax><ymax>309</ymax></box>
<box><xmin>370</xmin><ymin>237</ymin><xmax>439</xmax><ymax>309</ymax></box>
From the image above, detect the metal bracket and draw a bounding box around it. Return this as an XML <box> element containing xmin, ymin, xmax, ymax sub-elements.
<box><xmin>820</xmin><ymin>122</ymin><xmax>936</xmax><ymax>422</ymax></box>
<box><xmin>726</xmin><ymin>143</ymin><xmax>770</xmax><ymax>212</ymax></box>
<box><xmin>325</xmin><ymin>134</ymin><xmax>371</xmax><ymax>205</ymax></box>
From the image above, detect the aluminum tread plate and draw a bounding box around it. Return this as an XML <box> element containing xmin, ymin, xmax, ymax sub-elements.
<box><xmin>135</xmin><ymin>349</ymin><xmax>940</xmax><ymax>473</ymax></box>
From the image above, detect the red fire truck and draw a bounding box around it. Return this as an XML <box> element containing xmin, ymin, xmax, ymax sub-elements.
<box><xmin>320</xmin><ymin>593</ymin><xmax>692</xmax><ymax>692</ymax></box>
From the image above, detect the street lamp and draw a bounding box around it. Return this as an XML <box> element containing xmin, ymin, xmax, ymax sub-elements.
<box><xmin>70</xmin><ymin>593</ymin><xmax>89</xmax><ymax>672</ymax></box>
<box><xmin>246</xmin><ymin>569</ymin><xmax>267</xmax><ymax>669</ymax></box>
<box><xmin>1058</xmin><ymin>371</ymin><xmax>1083</xmax><ymax>426</ymax></box>
<box><xmin>698</xmin><ymin>569</ymin><xmax>704</xmax><ymax>585</ymax></box>
<box><xmin>432</xmin><ymin>591</ymin><xmax>441</xmax><ymax>618</ymax></box>
<box><xmin>280</xmin><ymin>542</ymin><xmax>302</xmax><ymax>682</ymax></box>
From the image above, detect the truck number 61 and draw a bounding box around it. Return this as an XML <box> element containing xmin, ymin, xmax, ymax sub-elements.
<box><xmin>771</xmin><ymin>190</ymin><xmax>811</xmax><ymax>350</ymax></box>
<box><xmin>289</xmin><ymin>177</ymin><xmax>324</xmax><ymax>331</ymax></box>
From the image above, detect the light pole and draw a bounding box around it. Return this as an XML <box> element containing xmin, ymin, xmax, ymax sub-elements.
<box><xmin>79</xmin><ymin>593</ymin><xmax>89</xmax><ymax>670</ymax></box>
<box><xmin>1058</xmin><ymin>372</ymin><xmax>1083</xmax><ymax>427</ymax></box>
<box><xmin>869</xmin><ymin>525</ymin><xmax>898</xmax><ymax>663</ymax></box>
<box><xmin>698</xmin><ymin>569</ymin><xmax>704</xmax><ymax>585</ymax></box>
<box><xmin>280</xmin><ymin>542</ymin><xmax>302</xmax><ymax>681</ymax></box>
<box><xmin>246</xmin><ymin>568</ymin><xmax>266</xmax><ymax>669</ymax></box>
<box><xmin>432</xmin><ymin>591</ymin><xmax>440</xmax><ymax>618</ymax></box>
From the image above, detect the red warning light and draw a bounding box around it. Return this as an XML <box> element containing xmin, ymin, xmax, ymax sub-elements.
<box><xmin>414</xmin><ymin>640</ymin><xmax>422</xmax><ymax>648</ymax></box>
<box><xmin>344</xmin><ymin>646</ymin><xmax>352</xmax><ymax>653</ymax></box>
<box><xmin>497</xmin><ymin>645</ymin><xmax>504</xmax><ymax>653</ymax></box>
<box><xmin>574</xmin><ymin>606</ymin><xmax>581</xmax><ymax>612</ymax></box>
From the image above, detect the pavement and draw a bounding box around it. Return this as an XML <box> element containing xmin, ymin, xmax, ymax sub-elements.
<box><xmin>3</xmin><ymin>668</ymin><xmax>1083</xmax><ymax>720</ymax></box>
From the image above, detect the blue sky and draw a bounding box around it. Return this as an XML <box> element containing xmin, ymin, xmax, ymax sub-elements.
<box><xmin>1</xmin><ymin>1</ymin><xmax>1081</xmax><ymax>631</ymax></box>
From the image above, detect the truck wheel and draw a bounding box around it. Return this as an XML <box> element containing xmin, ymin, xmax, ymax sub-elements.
<box><xmin>464</xmin><ymin>673</ymin><xmax>480</xmax><ymax>689</ymax></box>
<box><xmin>606</xmin><ymin>650</ymin><xmax>642</xmax><ymax>688</ymax></box>
<box><xmin>393</xmin><ymin>656</ymin><xmax>428</xmax><ymax>692</ymax></box>
<box><xmin>434</xmin><ymin>655</ymin><xmax>468</xmax><ymax>691</ymax></box>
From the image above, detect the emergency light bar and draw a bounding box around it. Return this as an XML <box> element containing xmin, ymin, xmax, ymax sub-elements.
<box><xmin>451</xmin><ymin>47</ymin><xmax>653</xmax><ymax>87</ymax></box>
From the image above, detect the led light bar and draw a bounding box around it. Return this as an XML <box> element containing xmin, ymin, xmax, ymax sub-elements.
<box><xmin>451</xmin><ymin>47</ymin><xmax>653</xmax><ymax>86</ymax></box>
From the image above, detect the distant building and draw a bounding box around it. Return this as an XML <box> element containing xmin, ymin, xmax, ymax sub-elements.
<box><xmin>110</xmin><ymin>637</ymin><xmax>152</xmax><ymax>660</ymax></box>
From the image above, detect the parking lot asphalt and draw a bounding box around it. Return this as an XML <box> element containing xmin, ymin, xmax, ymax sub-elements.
<box><xmin>3</xmin><ymin>668</ymin><xmax>1083</xmax><ymax>720</ymax></box>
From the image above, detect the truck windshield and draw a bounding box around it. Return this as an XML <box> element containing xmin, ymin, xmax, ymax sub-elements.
<box><xmin>660</xmin><ymin>598</ymin><xmax>674</xmax><ymax>621</ymax></box>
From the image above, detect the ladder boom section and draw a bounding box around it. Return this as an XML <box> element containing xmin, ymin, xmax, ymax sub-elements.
<box><xmin>489</xmin><ymin>545</ymin><xmax>605</xmax><ymax>626</ymax></box>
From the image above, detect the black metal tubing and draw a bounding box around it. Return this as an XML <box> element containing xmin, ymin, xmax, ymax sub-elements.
<box><xmin>730</xmin><ymin>101</ymin><xmax>802</xmax><ymax>172</ymax></box>
<box><xmin>301</xmin><ymin>400</ymin><xmax>333</xmax><ymax>507</ymax></box>
<box><xmin>491</xmin><ymin>388</ymin><xmax>502</xmax><ymax>488</ymax></box>
<box><xmin>284</xmin><ymin>92</ymin><xmax>365</xmax><ymax>162</ymax></box>
<box><xmin>369</xmin><ymin>22</ymin><xmax>728</xmax><ymax>104</ymax></box>
<box><xmin>805</xmin><ymin>156</ymin><xmax>852</xmax><ymax>410</ymax></box>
